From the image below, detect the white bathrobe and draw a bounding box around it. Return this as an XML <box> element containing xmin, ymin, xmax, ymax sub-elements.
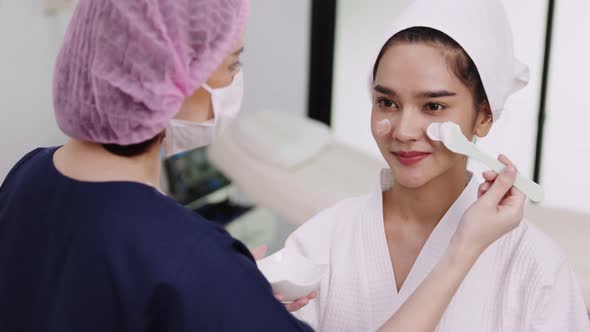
<box><xmin>285</xmin><ymin>169</ymin><xmax>590</xmax><ymax>332</ymax></box>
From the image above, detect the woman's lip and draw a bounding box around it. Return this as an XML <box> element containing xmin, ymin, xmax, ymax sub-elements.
<box><xmin>393</xmin><ymin>151</ymin><xmax>431</xmax><ymax>157</ymax></box>
<box><xmin>392</xmin><ymin>151</ymin><xmax>431</xmax><ymax>166</ymax></box>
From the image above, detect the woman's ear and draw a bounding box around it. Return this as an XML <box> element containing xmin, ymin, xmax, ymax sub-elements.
<box><xmin>474</xmin><ymin>102</ymin><xmax>493</xmax><ymax>138</ymax></box>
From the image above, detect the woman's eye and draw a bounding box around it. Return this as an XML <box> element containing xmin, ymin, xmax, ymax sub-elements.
<box><xmin>228</xmin><ymin>61</ymin><xmax>243</xmax><ymax>73</ymax></box>
<box><xmin>425</xmin><ymin>103</ymin><xmax>445</xmax><ymax>112</ymax></box>
<box><xmin>377</xmin><ymin>98</ymin><xmax>398</xmax><ymax>109</ymax></box>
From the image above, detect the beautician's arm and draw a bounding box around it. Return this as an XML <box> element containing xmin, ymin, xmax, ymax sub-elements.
<box><xmin>379</xmin><ymin>156</ymin><xmax>526</xmax><ymax>332</ymax></box>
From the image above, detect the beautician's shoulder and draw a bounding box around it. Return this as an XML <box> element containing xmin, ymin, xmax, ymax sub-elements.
<box><xmin>0</xmin><ymin>147</ymin><xmax>49</xmax><ymax>191</ymax></box>
<box><xmin>102</xmin><ymin>185</ymin><xmax>245</xmax><ymax>266</ymax></box>
<box><xmin>142</xmin><ymin>192</ymin><xmax>239</xmax><ymax>247</ymax></box>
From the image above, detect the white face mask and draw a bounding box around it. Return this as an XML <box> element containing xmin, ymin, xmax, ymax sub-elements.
<box><xmin>164</xmin><ymin>71</ymin><xmax>244</xmax><ymax>157</ymax></box>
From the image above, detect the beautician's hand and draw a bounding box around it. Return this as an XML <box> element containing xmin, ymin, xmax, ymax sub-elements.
<box><xmin>274</xmin><ymin>292</ymin><xmax>318</xmax><ymax>312</ymax></box>
<box><xmin>249</xmin><ymin>246</ymin><xmax>317</xmax><ymax>312</ymax></box>
<box><xmin>451</xmin><ymin>154</ymin><xmax>526</xmax><ymax>258</ymax></box>
<box><xmin>250</xmin><ymin>245</ymin><xmax>268</xmax><ymax>260</ymax></box>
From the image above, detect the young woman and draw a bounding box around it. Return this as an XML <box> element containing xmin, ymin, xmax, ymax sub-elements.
<box><xmin>285</xmin><ymin>0</ymin><xmax>590</xmax><ymax>331</ymax></box>
<box><xmin>0</xmin><ymin>0</ymin><xmax>553</xmax><ymax>331</ymax></box>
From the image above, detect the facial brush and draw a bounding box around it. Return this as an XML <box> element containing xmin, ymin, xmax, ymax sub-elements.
<box><xmin>427</xmin><ymin>121</ymin><xmax>544</xmax><ymax>202</ymax></box>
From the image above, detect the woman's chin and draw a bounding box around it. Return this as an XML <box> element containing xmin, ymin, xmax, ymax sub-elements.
<box><xmin>396</xmin><ymin>177</ymin><xmax>428</xmax><ymax>189</ymax></box>
<box><xmin>390</xmin><ymin>167</ymin><xmax>432</xmax><ymax>189</ymax></box>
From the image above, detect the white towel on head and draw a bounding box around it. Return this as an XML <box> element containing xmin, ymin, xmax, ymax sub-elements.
<box><xmin>375</xmin><ymin>0</ymin><xmax>529</xmax><ymax>120</ymax></box>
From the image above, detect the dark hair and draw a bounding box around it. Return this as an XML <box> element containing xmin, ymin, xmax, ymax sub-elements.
<box><xmin>102</xmin><ymin>135</ymin><xmax>161</xmax><ymax>157</ymax></box>
<box><xmin>372</xmin><ymin>27</ymin><xmax>488</xmax><ymax>108</ymax></box>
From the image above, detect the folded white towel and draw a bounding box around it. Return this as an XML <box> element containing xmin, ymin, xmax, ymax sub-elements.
<box><xmin>232</xmin><ymin>111</ymin><xmax>332</xmax><ymax>169</ymax></box>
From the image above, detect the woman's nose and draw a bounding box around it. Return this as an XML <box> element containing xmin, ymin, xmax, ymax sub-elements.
<box><xmin>392</xmin><ymin>110</ymin><xmax>423</xmax><ymax>143</ymax></box>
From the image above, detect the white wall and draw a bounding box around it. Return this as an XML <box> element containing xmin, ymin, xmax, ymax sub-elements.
<box><xmin>541</xmin><ymin>0</ymin><xmax>590</xmax><ymax>214</ymax></box>
<box><xmin>240</xmin><ymin>0</ymin><xmax>311</xmax><ymax>116</ymax></box>
<box><xmin>0</xmin><ymin>0</ymin><xmax>72</xmax><ymax>181</ymax></box>
<box><xmin>331</xmin><ymin>1</ymin><xmax>590</xmax><ymax>213</ymax></box>
<box><xmin>331</xmin><ymin>0</ymin><xmax>413</xmax><ymax>158</ymax></box>
<box><xmin>0</xmin><ymin>0</ymin><xmax>312</xmax><ymax>181</ymax></box>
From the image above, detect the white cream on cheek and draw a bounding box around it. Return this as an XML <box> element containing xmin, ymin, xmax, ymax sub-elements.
<box><xmin>375</xmin><ymin>119</ymin><xmax>392</xmax><ymax>137</ymax></box>
<box><xmin>426</xmin><ymin>122</ymin><xmax>443</xmax><ymax>141</ymax></box>
<box><xmin>427</xmin><ymin>121</ymin><xmax>472</xmax><ymax>145</ymax></box>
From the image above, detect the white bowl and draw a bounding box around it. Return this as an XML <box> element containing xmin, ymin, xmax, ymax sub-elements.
<box><xmin>257</xmin><ymin>249</ymin><xmax>327</xmax><ymax>302</ymax></box>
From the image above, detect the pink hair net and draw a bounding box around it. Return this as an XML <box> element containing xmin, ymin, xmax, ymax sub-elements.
<box><xmin>53</xmin><ymin>0</ymin><xmax>249</xmax><ymax>145</ymax></box>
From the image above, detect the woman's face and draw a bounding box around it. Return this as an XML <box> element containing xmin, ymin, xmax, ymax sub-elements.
<box><xmin>371</xmin><ymin>43</ymin><xmax>492</xmax><ymax>189</ymax></box>
<box><xmin>174</xmin><ymin>34</ymin><xmax>245</xmax><ymax>123</ymax></box>
<box><xmin>206</xmin><ymin>34</ymin><xmax>245</xmax><ymax>89</ymax></box>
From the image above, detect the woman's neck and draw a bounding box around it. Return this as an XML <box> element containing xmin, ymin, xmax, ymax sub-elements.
<box><xmin>383</xmin><ymin>162</ymin><xmax>469</xmax><ymax>227</ymax></box>
<box><xmin>54</xmin><ymin>139</ymin><xmax>162</xmax><ymax>189</ymax></box>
